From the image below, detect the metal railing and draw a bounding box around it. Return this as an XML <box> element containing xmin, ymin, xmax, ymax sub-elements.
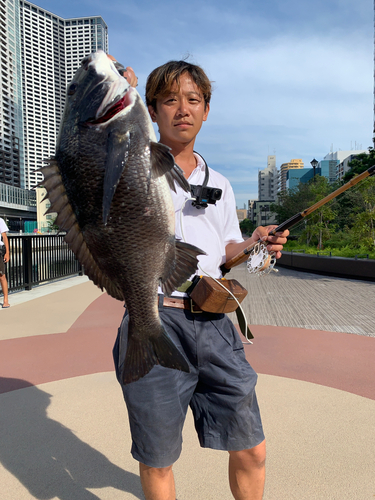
<box><xmin>2</xmin><ymin>234</ymin><xmax>82</xmax><ymax>294</ymax></box>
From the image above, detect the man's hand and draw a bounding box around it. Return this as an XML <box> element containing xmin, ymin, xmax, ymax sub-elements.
<box><xmin>251</xmin><ymin>225</ymin><xmax>289</xmax><ymax>259</ymax></box>
<box><xmin>225</xmin><ymin>225</ymin><xmax>289</xmax><ymax>265</ymax></box>
<box><xmin>107</xmin><ymin>54</ymin><xmax>138</xmax><ymax>87</ymax></box>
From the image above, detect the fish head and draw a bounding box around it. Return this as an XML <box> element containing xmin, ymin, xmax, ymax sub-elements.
<box><xmin>60</xmin><ymin>50</ymin><xmax>135</xmax><ymax>127</ymax></box>
<box><xmin>57</xmin><ymin>50</ymin><xmax>157</xmax><ymax>154</ymax></box>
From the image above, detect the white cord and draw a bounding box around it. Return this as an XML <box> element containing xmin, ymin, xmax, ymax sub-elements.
<box><xmin>179</xmin><ymin>197</ymin><xmax>253</xmax><ymax>344</ymax></box>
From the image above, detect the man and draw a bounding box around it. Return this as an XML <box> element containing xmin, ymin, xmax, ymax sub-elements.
<box><xmin>0</xmin><ymin>217</ymin><xmax>10</xmax><ymax>308</ymax></box>
<box><xmin>113</xmin><ymin>59</ymin><xmax>289</xmax><ymax>500</ymax></box>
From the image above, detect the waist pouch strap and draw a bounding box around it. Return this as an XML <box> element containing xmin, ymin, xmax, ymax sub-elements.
<box><xmin>235</xmin><ymin>306</ymin><xmax>254</xmax><ymax>340</ymax></box>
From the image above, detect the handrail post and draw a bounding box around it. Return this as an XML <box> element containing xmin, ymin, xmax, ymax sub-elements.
<box><xmin>22</xmin><ymin>236</ymin><xmax>33</xmax><ymax>290</ymax></box>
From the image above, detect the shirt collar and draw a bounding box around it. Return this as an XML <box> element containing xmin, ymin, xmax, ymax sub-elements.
<box><xmin>193</xmin><ymin>152</ymin><xmax>206</xmax><ymax>171</ymax></box>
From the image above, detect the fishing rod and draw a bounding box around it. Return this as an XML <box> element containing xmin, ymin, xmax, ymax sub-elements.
<box><xmin>222</xmin><ymin>164</ymin><xmax>375</xmax><ymax>275</ymax></box>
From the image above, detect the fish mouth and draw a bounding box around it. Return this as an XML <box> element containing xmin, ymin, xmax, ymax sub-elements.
<box><xmin>88</xmin><ymin>88</ymin><xmax>134</xmax><ymax>125</ymax></box>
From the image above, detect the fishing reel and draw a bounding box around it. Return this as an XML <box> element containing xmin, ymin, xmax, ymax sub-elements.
<box><xmin>246</xmin><ymin>241</ymin><xmax>278</xmax><ymax>275</ymax></box>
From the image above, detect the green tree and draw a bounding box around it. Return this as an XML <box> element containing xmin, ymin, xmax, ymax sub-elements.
<box><xmin>333</xmin><ymin>187</ymin><xmax>365</xmax><ymax>231</ymax></box>
<box><xmin>340</xmin><ymin>147</ymin><xmax>375</xmax><ymax>250</ymax></box>
<box><xmin>271</xmin><ymin>176</ymin><xmax>338</xmax><ymax>247</ymax></box>
<box><xmin>270</xmin><ymin>182</ymin><xmax>313</xmax><ymax>226</ymax></box>
<box><xmin>270</xmin><ymin>153</ymin><xmax>375</xmax><ymax>251</ymax></box>
<box><xmin>239</xmin><ymin>218</ymin><xmax>255</xmax><ymax>236</ymax></box>
<box><xmin>300</xmin><ymin>176</ymin><xmax>336</xmax><ymax>249</ymax></box>
<box><xmin>350</xmin><ymin>177</ymin><xmax>375</xmax><ymax>250</ymax></box>
<box><xmin>343</xmin><ymin>147</ymin><xmax>375</xmax><ymax>181</ymax></box>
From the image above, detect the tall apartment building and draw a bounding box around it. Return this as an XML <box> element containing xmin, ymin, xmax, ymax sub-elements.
<box><xmin>250</xmin><ymin>155</ymin><xmax>278</xmax><ymax>226</ymax></box>
<box><xmin>20</xmin><ymin>1</ymin><xmax>108</xmax><ymax>190</ymax></box>
<box><xmin>1</xmin><ymin>0</ymin><xmax>108</xmax><ymax>191</ymax></box>
<box><xmin>0</xmin><ymin>0</ymin><xmax>24</xmax><ymax>188</ymax></box>
<box><xmin>258</xmin><ymin>155</ymin><xmax>278</xmax><ymax>201</ymax></box>
<box><xmin>279</xmin><ymin>159</ymin><xmax>304</xmax><ymax>192</ymax></box>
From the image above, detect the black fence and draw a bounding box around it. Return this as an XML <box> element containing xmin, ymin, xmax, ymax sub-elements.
<box><xmin>2</xmin><ymin>234</ymin><xmax>82</xmax><ymax>294</ymax></box>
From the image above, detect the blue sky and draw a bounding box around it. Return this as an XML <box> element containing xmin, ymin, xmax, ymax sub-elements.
<box><xmin>33</xmin><ymin>0</ymin><xmax>373</xmax><ymax>208</ymax></box>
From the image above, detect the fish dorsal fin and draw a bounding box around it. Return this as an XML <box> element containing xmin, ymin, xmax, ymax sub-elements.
<box><xmin>160</xmin><ymin>240</ymin><xmax>205</xmax><ymax>296</ymax></box>
<box><xmin>150</xmin><ymin>142</ymin><xmax>190</xmax><ymax>193</ymax></box>
<box><xmin>39</xmin><ymin>160</ymin><xmax>124</xmax><ymax>301</ymax></box>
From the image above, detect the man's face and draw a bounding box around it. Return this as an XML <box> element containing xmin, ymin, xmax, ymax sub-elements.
<box><xmin>148</xmin><ymin>72</ymin><xmax>209</xmax><ymax>149</ymax></box>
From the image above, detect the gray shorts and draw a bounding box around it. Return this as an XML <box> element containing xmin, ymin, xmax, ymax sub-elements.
<box><xmin>113</xmin><ymin>303</ymin><xmax>264</xmax><ymax>468</ymax></box>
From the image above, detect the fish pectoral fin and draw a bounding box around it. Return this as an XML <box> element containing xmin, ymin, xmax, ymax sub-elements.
<box><xmin>150</xmin><ymin>142</ymin><xmax>190</xmax><ymax>192</ymax></box>
<box><xmin>102</xmin><ymin>130</ymin><xmax>130</xmax><ymax>225</ymax></box>
<box><xmin>122</xmin><ymin>323</ymin><xmax>190</xmax><ymax>384</ymax></box>
<box><xmin>161</xmin><ymin>240</ymin><xmax>205</xmax><ymax>296</ymax></box>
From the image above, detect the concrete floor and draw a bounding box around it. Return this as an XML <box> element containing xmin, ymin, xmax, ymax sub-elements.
<box><xmin>0</xmin><ymin>267</ymin><xmax>374</xmax><ymax>499</ymax></box>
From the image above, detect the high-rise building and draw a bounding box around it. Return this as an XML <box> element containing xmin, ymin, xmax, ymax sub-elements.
<box><xmin>251</xmin><ymin>155</ymin><xmax>278</xmax><ymax>226</ymax></box>
<box><xmin>1</xmin><ymin>1</ymin><xmax>108</xmax><ymax>191</ymax></box>
<box><xmin>258</xmin><ymin>155</ymin><xmax>278</xmax><ymax>201</ymax></box>
<box><xmin>279</xmin><ymin>159</ymin><xmax>304</xmax><ymax>192</ymax></box>
<box><xmin>64</xmin><ymin>14</ymin><xmax>108</xmax><ymax>85</ymax></box>
<box><xmin>0</xmin><ymin>0</ymin><xmax>24</xmax><ymax>188</ymax></box>
<box><xmin>19</xmin><ymin>1</ymin><xmax>108</xmax><ymax>190</ymax></box>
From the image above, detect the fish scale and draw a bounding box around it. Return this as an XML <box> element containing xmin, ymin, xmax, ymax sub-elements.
<box><xmin>40</xmin><ymin>50</ymin><xmax>205</xmax><ymax>384</ymax></box>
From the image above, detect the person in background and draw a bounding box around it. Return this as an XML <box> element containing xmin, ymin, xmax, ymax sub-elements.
<box><xmin>0</xmin><ymin>217</ymin><xmax>10</xmax><ymax>308</ymax></box>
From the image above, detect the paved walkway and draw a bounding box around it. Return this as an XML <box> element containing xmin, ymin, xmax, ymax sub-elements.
<box><xmin>0</xmin><ymin>266</ymin><xmax>374</xmax><ymax>499</ymax></box>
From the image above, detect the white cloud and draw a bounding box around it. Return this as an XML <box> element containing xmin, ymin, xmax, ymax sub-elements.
<box><xmin>191</xmin><ymin>31</ymin><xmax>373</xmax><ymax>206</ymax></box>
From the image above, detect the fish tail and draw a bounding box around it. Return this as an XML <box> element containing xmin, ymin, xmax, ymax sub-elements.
<box><xmin>122</xmin><ymin>323</ymin><xmax>190</xmax><ymax>384</ymax></box>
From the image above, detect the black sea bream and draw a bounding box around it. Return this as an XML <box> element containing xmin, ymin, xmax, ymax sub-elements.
<box><xmin>41</xmin><ymin>51</ymin><xmax>203</xmax><ymax>383</ymax></box>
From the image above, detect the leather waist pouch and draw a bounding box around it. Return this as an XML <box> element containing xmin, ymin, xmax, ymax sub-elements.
<box><xmin>188</xmin><ymin>276</ymin><xmax>248</xmax><ymax>314</ymax></box>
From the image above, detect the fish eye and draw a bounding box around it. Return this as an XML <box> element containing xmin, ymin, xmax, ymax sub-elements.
<box><xmin>68</xmin><ymin>83</ymin><xmax>78</xmax><ymax>96</ymax></box>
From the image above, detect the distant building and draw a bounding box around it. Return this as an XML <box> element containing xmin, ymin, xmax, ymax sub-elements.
<box><xmin>318</xmin><ymin>160</ymin><xmax>339</xmax><ymax>183</ymax></box>
<box><xmin>286</xmin><ymin>167</ymin><xmax>321</xmax><ymax>190</ymax></box>
<box><xmin>0</xmin><ymin>0</ymin><xmax>24</xmax><ymax>188</ymax></box>
<box><xmin>248</xmin><ymin>199</ymin><xmax>277</xmax><ymax>227</ymax></box>
<box><xmin>236</xmin><ymin>209</ymin><xmax>247</xmax><ymax>222</ymax></box>
<box><xmin>323</xmin><ymin>150</ymin><xmax>367</xmax><ymax>163</ymax></box>
<box><xmin>323</xmin><ymin>150</ymin><xmax>367</xmax><ymax>182</ymax></box>
<box><xmin>279</xmin><ymin>159</ymin><xmax>304</xmax><ymax>192</ymax></box>
<box><xmin>1</xmin><ymin>0</ymin><xmax>109</xmax><ymax>194</ymax></box>
<box><xmin>19</xmin><ymin>2</ymin><xmax>108</xmax><ymax>190</ymax></box>
<box><xmin>336</xmin><ymin>151</ymin><xmax>369</xmax><ymax>181</ymax></box>
<box><xmin>249</xmin><ymin>155</ymin><xmax>278</xmax><ymax>226</ymax></box>
<box><xmin>258</xmin><ymin>155</ymin><xmax>278</xmax><ymax>202</ymax></box>
<box><xmin>36</xmin><ymin>186</ymin><xmax>56</xmax><ymax>231</ymax></box>
<box><xmin>248</xmin><ymin>200</ymin><xmax>257</xmax><ymax>223</ymax></box>
<box><xmin>0</xmin><ymin>183</ymin><xmax>37</xmax><ymax>229</ymax></box>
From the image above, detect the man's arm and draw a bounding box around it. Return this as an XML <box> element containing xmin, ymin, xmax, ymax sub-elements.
<box><xmin>2</xmin><ymin>232</ymin><xmax>9</xmax><ymax>263</ymax></box>
<box><xmin>225</xmin><ymin>225</ymin><xmax>289</xmax><ymax>263</ymax></box>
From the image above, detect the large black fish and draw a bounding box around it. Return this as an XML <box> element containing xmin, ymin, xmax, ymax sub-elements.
<box><xmin>41</xmin><ymin>51</ymin><xmax>204</xmax><ymax>383</ymax></box>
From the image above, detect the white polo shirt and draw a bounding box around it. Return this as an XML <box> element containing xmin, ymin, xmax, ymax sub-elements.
<box><xmin>166</xmin><ymin>153</ymin><xmax>243</xmax><ymax>296</ymax></box>
<box><xmin>0</xmin><ymin>218</ymin><xmax>8</xmax><ymax>247</ymax></box>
